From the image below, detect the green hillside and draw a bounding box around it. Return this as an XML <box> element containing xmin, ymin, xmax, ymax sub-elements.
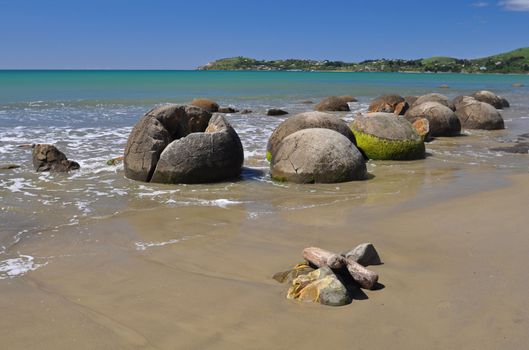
<box><xmin>199</xmin><ymin>47</ymin><xmax>529</xmax><ymax>73</ymax></box>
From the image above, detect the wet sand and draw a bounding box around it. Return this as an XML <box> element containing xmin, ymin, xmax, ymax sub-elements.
<box><xmin>1</xmin><ymin>172</ymin><xmax>528</xmax><ymax>349</ymax></box>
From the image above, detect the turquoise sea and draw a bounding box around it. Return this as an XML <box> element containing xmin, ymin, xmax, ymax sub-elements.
<box><xmin>1</xmin><ymin>70</ymin><xmax>529</xmax><ymax>278</ymax></box>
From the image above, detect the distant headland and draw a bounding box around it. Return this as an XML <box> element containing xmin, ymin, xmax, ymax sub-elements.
<box><xmin>199</xmin><ymin>47</ymin><xmax>529</xmax><ymax>74</ymax></box>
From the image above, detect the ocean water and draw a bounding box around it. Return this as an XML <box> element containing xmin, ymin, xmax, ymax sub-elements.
<box><xmin>1</xmin><ymin>70</ymin><xmax>529</xmax><ymax>278</ymax></box>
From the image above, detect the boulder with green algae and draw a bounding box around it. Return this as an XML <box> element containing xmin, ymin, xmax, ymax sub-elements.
<box><xmin>287</xmin><ymin>266</ymin><xmax>351</xmax><ymax>306</ymax></box>
<box><xmin>350</xmin><ymin>113</ymin><xmax>426</xmax><ymax>160</ymax></box>
<box><xmin>266</xmin><ymin>111</ymin><xmax>356</xmax><ymax>162</ymax></box>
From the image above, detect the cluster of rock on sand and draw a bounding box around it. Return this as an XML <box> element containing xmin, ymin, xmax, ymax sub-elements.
<box><xmin>17</xmin><ymin>90</ymin><xmax>510</xmax><ymax>187</ymax></box>
<box><xmin>273</xmin><ymin>244</ymin><xmax>382</xmax><ymax>306</ymax></box>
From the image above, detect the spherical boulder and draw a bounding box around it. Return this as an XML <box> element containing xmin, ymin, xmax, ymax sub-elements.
<box><xmin>350</xmin><ymin>113</ymin><xmax>426</xmax><ymax>160</ymax></box>
<box><xmin>368</xmin><ymin>94</ymin><xmax>408</xmax><ymax>115</ymax></box>
<box><xmin>266</xmin><ymin>111</ymin><xmax>356</xmax><ymax>161</ymax></box>
<box><xmin>472</xmin><ymin>90</ymin><xmax>509</xmax><ymax>109</ymax></box>
<box><xmin>124</xmin><ymin>104</ymin><xmax>212</xmax><ymax>182</ymax></box>
<box><xmin>270</xmin><ymin>128</ymin><xmax>367</xmax><ymax>183</ymax></box>
<box><xmin>151</xmin><ymin>114</ymin><xmax>244</xmax><ymax>184</ymax></box>
<box><xmin>315</xmin><ymin>95</ymin><xmax>357</xmax><ymax>112</ymax></box>
<box><xmin>405</xmin><ymin>102</ymin><xmax>461</xmax><ymax>137</ymax></box>
<box><xmin>411</xmin><ymin>93</ymin><xmax>455</xmax><ymax>111</ymax></box>
<box><xmin>32</xmin><ymin>144</ymin><xmax>80</xmax><ymax>172</ymax></box>
<box><xmin>452</xmin><ymin>95</ymin><xmax>476</xmax><ymax>111</ymax></box>
<box><xmin>190</xmin><ymin>98</ymin><xmax>219</xmax><ymax>112</ymax></box>
<box><xmin>454</xmin><ymin>100</ymin><xmax>505</xmax><ymax>130</ymax></box>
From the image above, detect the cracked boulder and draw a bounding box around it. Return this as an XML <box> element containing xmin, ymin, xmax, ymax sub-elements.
<box><xmin>151</xmin><ymin>114</ymin><xmax>244</xmax><ymax>184</ymax></box>
<box><xmin>266</xmin><ymin>111</ymin><xmax>356</xmax><ymax>161</ymax></box>
<box><xmin>405</xmin><ymin>102</ymin><xmax>461</xmax><ymax>137</ymax></box>
<box><xmin>32</xmin><ymin>144</ymin><xmax>80</xmax><ymax>172</ymax></box>
<box><xmin>472</xmin><ymin>90</ymin><xmax>509</xmax><ymax>109</ymax></box>
<box><xmin>350</xmin><ymin>113</ymin><xmax>426</xmax><ymax>160</ymax></box>
<box><xmin>270</xmin><ymin>128</ymin><xmax>367</xmax><ymax>183</ymax></box>
<box><xmin>287</xmin><ymin>266</ymin><xmax>351</xmax><ymax>306</ymax></box>
<box><xmin>124</xmin><ymin>104</ymin><xmax>243</xmax><ymax>183</ymax></box>
<box><xmin>411</xmin><ymin>93</ymin><xmax>455</xmax><ymax>111</ymax></box>
<box><xmin>455</xmin><ymin>99</ymin><xmax>505</xmax><ymax>130</ymax></box>
<box><xmin>368</xmin><ymin>94</ymin><xmax>408</xmax><ymax>115</ymax></box>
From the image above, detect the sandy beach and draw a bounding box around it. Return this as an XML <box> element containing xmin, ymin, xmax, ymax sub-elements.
<box><xmin>1</xmin><ymin>170</ymin><xmax>528</xmax><ymax>349</ymax></box>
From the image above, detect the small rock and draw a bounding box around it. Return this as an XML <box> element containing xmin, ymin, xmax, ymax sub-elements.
<box><xmin>438</xmin><ymin>84</ymin><xmax>450</xmax><ymax>89</ymax></box>
<box><xmin>240</xmin><ymin>109</ymin><xmax>252</xmax><ymax>114</ymax></box>
<box><xmin>218</xmin><ymin>107</ymin><xmax>238</xmax><ymax>113</ymax></box>
<box><xmin>106</xmin><ymin>156</ymin><xmax>124</xmax><ymax>166</ymax></box>
<box><xmin>32</xmin><ymin>144</ymin><xmax>80</xmax><ymax>172</ymax></box>
<box><xmin>287</xmin><ymin>266</ymin><xmax>351</xmax><ymax>306</ymax></box>
<box><xmin>300</xmin><ymin>100</ymin><xmax>314</xmax><ymax>104</ymax></box>
<box><xmin>343</xmin><ymin>243</ymin><xmax>382</xmax><ymax>266</ymax></box>
<box><xmin>0</xmin><ymin>164</ymin><xmax>20</xmax><ymax>170</ymax></box>
<box><xmin>512</xmin><ymin>83</ymin><xmax>524</xmax><ymax>88</ymax></box>
<box><xmin>267</xmin><ymin>108</ymin><xmax>289</xmax><ymax>116</ymax></box>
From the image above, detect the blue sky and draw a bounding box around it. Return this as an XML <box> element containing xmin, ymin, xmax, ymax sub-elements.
<box><xmin>0</xmin><ymin>0</ymin><xmax>528</xmax><ymax>69</ymax></box>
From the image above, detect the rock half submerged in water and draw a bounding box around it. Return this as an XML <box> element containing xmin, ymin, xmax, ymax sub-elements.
<box><xmin>32</xmin><ymin>144</ymin><xmax>80</xmax><ymax>172</ymax></box>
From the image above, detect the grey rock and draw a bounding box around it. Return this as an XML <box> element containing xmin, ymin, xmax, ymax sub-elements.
<box><xmin>271</xmin><ymin>128</ymin><xmax>367</xmax><ymax>184</ymax></box>
<box><xmin>32</xmin><ymin>144</ymin><xmax>80</xmax><ymax>172</ymax></box>
<box><xmin>405</xmin><ymin>102</ymin><xmax>461</xmax><ymax>136</ymax></box>
<box><xmin>455</xmin><ymin>100</ymin><xmax>505</xmax><ymax>130</ymax></box>
<box><xmin>266</xmin><ymin>111</ymin><xmax>356</xmax><ymax>161</ymax></box>
<box><xmin>512</xmin><ymin>83</ymin><xmax>524</xmax><ymax>88</ymax></box>
<box><xmin>150</xmin><ymin>114</ymin><xmax>244</xmax><ymax>184</ymax></box>
<box><xmin>267</xmin><ymin>108</ymin><xmax>289</xmax><ymax>116</ymax></box>
<box><xmin>240</xmin><ymin>109</ymin><xmax>253</xmax><ymax>114</ymax></box>
<box><xmin>368</xmin><ymin>94</ymin><xmax>408</xmax><ymax>115</ymax></box>
<box><xmin>124</xmin><ymin>104</ymin><xmax>212</xmax><ymax>182</ymax></box>
<box><xmin>472</xmin><ymin>90</ymin><xmax>509</xmax><ymax>109</ymax></box>
<box><xmin>343</xmin><ymin>243</ymin><xmax>382</xmax><ymax>266</ymax></box>
<box><xmin>452</xmin><ymin>95</ymin><xmax>477</xmax><ymax>111</ymax></box>
<box><xmin>315</xmin><ymin>95</ymin><xmax>356</xmax><ymax>112</ymax></box>
<box><xmin>218</xmin><ymin>107</ymin><xmax>238</xmax><ymax>113</ymax></box>
<box><xmin>490</xmin><ymin>142</ymin><xmax>529</xmax><ymax>154</ymax></box>
<box><xmin>411</xmin><ymin>93</ymin><xmax>455</xmax><ymax>111</ymax></box>
<box><xmin>0</xmin><ymin>164</ymin><xmax>20</xmax><ymax>170</ymax></box>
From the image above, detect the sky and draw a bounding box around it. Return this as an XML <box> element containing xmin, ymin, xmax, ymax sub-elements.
<box><xmin>0</xmin><ymin>0</ymin><xmax>528</xmax><ymax>69</ymax></box>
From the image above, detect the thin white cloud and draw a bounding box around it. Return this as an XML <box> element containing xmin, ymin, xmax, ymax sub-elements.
<box><xmin>472</xmin><ymin>1</ymin><xmax>490</xmax><ymax>7</ymax></box>
<box><xmin>499</xmin><ymin>0</ymin><xmax>529</xmax><ymax>11</ymax></box>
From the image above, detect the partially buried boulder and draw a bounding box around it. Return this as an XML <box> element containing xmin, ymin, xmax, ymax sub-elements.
<box><xmin>217</xmin><ymin>107</ymin><xmax>238</xmax><ymax>113</ymax></box>
<box><xmin>405</xmin><ymin>102</ymin><xmax>461</xmax><ymax>137</ymax></box>
<box><xmin>267</xmin><ymin>108</ymin><xmax>288</xmax><ymax>116</ymax></box>
<box><xmin>124</xmin><ymin>104</ymin><xmax>212</xmax><ymax>182</ymax></box>
<box><xmin>455</xmin><ymin>100</ymin><xmax>505</xmax><ymax>130</ymax></box>
<box><xmin>266</xmin><ymin>111</ymin><xmax>356</xmax><ymax>161</ymax></box>
<box><xmin>472</xmin><ymin>90</ymin><xmax>509</xmax><ymax>109</ymax></box>
<box><xmin>368</xmin><ymin>94</ymin><xmax>408</xmax><ymax>115</ymax></box>
<box><xmin>315</xmin><ymin>95</ymin><xmax>356</xmax><ymax>112</ymax></box>
<box><xmin>287</xmin><ymin>266</ymin><xmax>351</xmax><ymax>306</ymax></box>
<box><xmin>190</xmin><ymin>98</ymin><xmax>219</xmax><ymax>112</ymax></box>
<box><xmin>270</xmin><ymin>128</ymin><xmax>367</xmax><ymax>183</ymax></box>
<box><xmin>350</xmin><ymin>113</ymin><xmax>426</xmax><ymax>160</ymax></box>
<box><xmin>411</xmin><ymin>93</ymin><xmax>455</xmax><ymax>111</ymax></box>
<box><xmin>452</xmin><ymin>95</ymin><xmax>476</xmax><ymax>111</ymax></box>
<box><xmin>150</xmin><ymin>114</ymin><xmax>244</xmax><ymax>184</ymax></box>
<box><xmin>32</xmin><ymin>144</ymin><xmax>80</xmax><ymax>172</ymax></box>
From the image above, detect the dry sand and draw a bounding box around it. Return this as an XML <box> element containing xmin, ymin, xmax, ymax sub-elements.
<box><xmin>1</xmin><ymin>174</ymin><xmax>528</xmax><ymax>349</ymax></box>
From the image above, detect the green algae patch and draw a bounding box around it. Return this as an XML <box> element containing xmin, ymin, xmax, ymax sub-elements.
<box><xmin>266</xmin><ymin>150</ymin><xmax>272</xmax><ymax>162</ymax></box>
<box><xmin>352</xmin><ymin>130</ymin><xmax>425</xmax><ymax>160</ymax></box>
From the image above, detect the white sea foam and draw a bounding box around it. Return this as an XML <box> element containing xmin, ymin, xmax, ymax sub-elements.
<box><xmin>135</xmin><ymin>237</ymin><xmax>190</xmax><ymax>251</ymax></box>
<box><xmin>0</xmin><ymin>255</ymin><xmax>47</xmax><ymax>279</ymax></box>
